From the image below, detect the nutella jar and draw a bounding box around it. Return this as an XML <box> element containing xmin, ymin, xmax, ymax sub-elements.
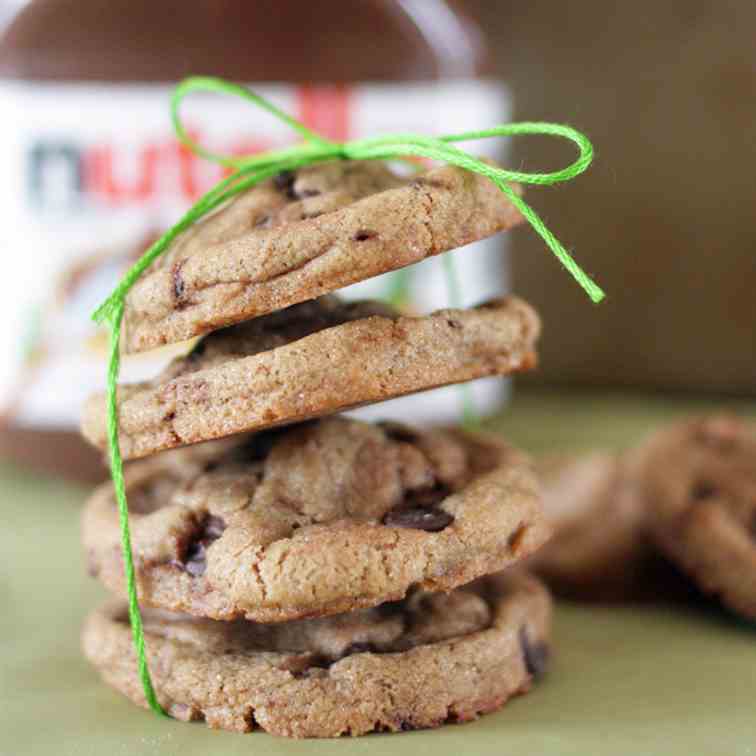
<box><xmin>0</xmin><ymin>0</ymin><xmax>511</xmax><ymax>481</ymax></box>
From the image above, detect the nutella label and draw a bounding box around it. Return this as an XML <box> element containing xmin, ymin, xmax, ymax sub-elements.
<box><xmin>0</xmin><ymin>79</ymin><xmax>511</xmax><ymax>428</ymax></box>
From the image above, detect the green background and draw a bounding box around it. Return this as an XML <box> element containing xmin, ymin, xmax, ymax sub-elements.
<box><xmin>3</xmin><ymin>389</ymin><xmax>755</xmax><ymax>756</ymax></box>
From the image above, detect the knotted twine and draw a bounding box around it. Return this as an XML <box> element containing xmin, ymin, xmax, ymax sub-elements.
<box><xmin>92</xmin><ymin>76</ymin><xmax>603</xmax><ymax>715</ymax></box>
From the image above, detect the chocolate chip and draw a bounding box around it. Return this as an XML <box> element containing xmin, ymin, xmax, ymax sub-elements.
<box><xmin>242</xmin><ymin>707</ymin><xmax>259</xmax><ymax>730</ymax></box>
<box><xmin>342</xmin><ymin>642</ymin><xmax>375</xmax><ymax>657</ymax></box>
<box><xmin>273</xmin><ymin>170</ymin><xmax>321</xmax><ymax>201</ymax></box>
<box><xmin>203</xmin><ymin>515</ymin><xmax>226</xmax><ymax>541</ymax></box>
<box><xmin>691</xmin><ymin>482</ymin><xmax>718</xmax><ymax>501</ymax></box>
<box><xmin>519</xmin><ymin>626</ymin><xmax>549</xmax><ymax>681</ymax></box>
<box><xmin>172</xmin><ymin>264</ymin><xmax>186</xmax><ymax>305</ymax></box>
<box><xmin>378</xmin><ymin>422</ymin><xmax>419</xmax><ymax>444</ymax></box>
<box><xmin>383</xmin><ymin>506</ymin><xmax>454</xmax><ymax>532</ymax></box>
<box><xmin>181</xmin><ymin>514</ymin><xmax>227</xmax><ymax>577</ymax></box>
<box><xmin>274</xmin><ymin>170</ymin><xmax>296</xmax><ymax>197</ymax></box>
<box><xmin>354</xmin><ymin>230</ymin><xmax>377</xmax><ymax>242</ymax></box>
<box><xmin>280</xmin><ymin>653</ymin><xmax>330</xmax><ymax>678</ymax></box>
<box><xmin>184</xmin><ymin>543</ymin><xmax>209</xmax><ymax>577</ymax></box>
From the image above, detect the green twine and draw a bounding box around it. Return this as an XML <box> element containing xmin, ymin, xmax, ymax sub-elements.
<box><xmin>91</xmin><ymin>76</ymin><xmax>603</xmax><ymax>716</ymax></box>
<box><xmin>103</xmin><ymin>301</ymin><xmax>164</xmax><ymax>714</ymax></box>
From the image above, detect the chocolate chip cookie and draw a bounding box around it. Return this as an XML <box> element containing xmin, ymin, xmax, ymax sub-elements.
<box><xmin>121</xmin><ymin>160</ymin><xmax>524</xmax><ymax>353</ymax></box>
<box><xmin>82</xmin><ymin>295</ymin><xmax>539</xmax><ymax>460</ymax></box>
<box><xmin>83</xmin><ymin>417</ymin><xmax>550</xmax><ymax>622</ymax></box>
<box><xmin>82</xmin><ymin>570</ymin><xmax>551</xmax><ymax>738</ymax></box>
<box><xmin>632</xmin><ymin>415</ymin><xmax>756</xmax><ymax>619</ymax></box>
<box><xmin>528</xmin><ymin>453</ymin><xmax>652</xmax><ymax>601</ymax></box>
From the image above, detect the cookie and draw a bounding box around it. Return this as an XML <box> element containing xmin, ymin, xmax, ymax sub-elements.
<box><xmin>82</xmin><ymin>570</ymin><xmax>551</xmax><ymax>738</ymax></box>
<box><xmin>121</xmin><ymin>160</ymin><xmax>524</xmax><ymax>353</ymax></box>
<box><xmin>528</xmin><ymin>453</ymin><xmax>652</xmax><ymax>601</ymax></box>
<box><xmin>83</xmin><ymin>417</ymin><xmax>550</xmax><ymax>622</ymax></box>
<box><xmin>82</xmin><ymin>295</ymin><xmax>540</xmax><ymax>460</ymax></box>
<box><xmin>632</xmin><ymin>415</ymin><xmax>756</xmax><ymax>619</ymax></box>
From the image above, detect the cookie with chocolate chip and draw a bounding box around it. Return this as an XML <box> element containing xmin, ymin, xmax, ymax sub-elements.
<box><xmin>82</xmin><ymin>295</ymin><xmax>540</xmax><ymax>460</ymax></box>
<box><xmin>121</xmin><ymin>159</ymin><xmax>524</xmax><ymax>353</ymax></box>
<box><xmin>528</xmin><ymin>453</ymin><xmax>653</xmax><ymax>601</ymax></box>
<box><xmin>82</xmin><ymin>570</ymin><xmax>551</xmax><ymax>738</ymax></box>
<box><xmin>82</xmin><ymin>417</ymin><xmax>550</xmax><ymax>622</ymax></box>
<box><xmin>632</xmin><ymin>415</ymin><xmax>756</xmax><ymax>619</ymax></box>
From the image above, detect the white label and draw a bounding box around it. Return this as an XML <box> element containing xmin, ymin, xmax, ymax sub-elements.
<box><xmin>0</xmin><ymin>79</ymin><xmax>511</xmax><ymax>429</ymax></box>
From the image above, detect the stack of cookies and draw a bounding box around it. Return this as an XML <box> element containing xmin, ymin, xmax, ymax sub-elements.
<box><xmin>80</xmin><ymin>160</ymin><xmax>555</xmax><ymax>738</ymax></box>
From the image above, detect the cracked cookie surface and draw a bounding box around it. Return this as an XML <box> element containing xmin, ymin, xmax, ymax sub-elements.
<box><xmin>82</xmin><ymin>295</ymin><xmax>540</xmax><ymax>460</ymax></box>
<box><xmin>631</xmin><ymin>415</ymin><xmax>756</xmax><ymax>619</ymax></box>
<box><xmin>82</xmin><ymin>570</ymin><xmax>551</xmax><ymax>738</ymax></box>
<box><xmin>121</xmin><ymin>160</ymin><xmax>524</xmax><ymax>353</ymax></box>
<box><xmin>82</xmin><ymin>417</ymin><xmax>550</xmax><ymax>622</ymax></box>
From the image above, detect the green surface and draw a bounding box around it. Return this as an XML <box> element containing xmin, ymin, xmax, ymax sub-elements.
<box><xmin>2</xmin><ymin>389</ymin><xmax>756</xmax><ymax>756</ymax></box>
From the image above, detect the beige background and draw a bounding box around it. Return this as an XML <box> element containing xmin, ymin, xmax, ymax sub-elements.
<box><xmin>467</xmin><ymin>0</ymin><xmax>756</xmax><ymax>394</ymax></box>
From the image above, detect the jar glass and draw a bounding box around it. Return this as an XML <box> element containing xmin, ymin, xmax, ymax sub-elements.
<box><xmin>0</xmin><ymin>0</ymin><xmax>510</xmax><ymax>480</ymax></box>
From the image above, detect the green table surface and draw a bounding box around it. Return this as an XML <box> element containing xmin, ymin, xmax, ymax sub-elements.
<box><xmin>3</xmin><ymin>389</ymin><xmax>756</xmax><ymax>756</ymax></box>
